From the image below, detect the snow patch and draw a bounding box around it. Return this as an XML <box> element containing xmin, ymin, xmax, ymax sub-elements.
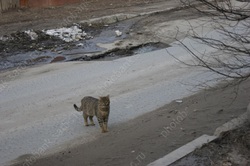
<box><xmin>44</xmin><ymin>26</ymin><xmax>88</xmax><ymax>42</ymax></box>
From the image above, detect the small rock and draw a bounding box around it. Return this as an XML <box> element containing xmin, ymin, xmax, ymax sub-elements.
<box><xmin>115</xmin><ymin>41</ymin><xmax>122</xmax><ymax>46</ymax></box>
<box><xmin>191</xmin><ymin>131</ymin><xmax>196</xmax><ymax>135</ymax></box>
<box><xmin>76</xmin><ymin>43</ymin><xmax>84</xmax><ymax>47</ymax></box>
<box><xmin>115</xmin><ymin>30</ymin><xmax>122</xmax><ymax>37</ymax></box>
<box><xmin>217</xmin><ymin>109</ymin><xmax>224</xmax><ymax>113</ymax></box>
<box><xmin>175</xmin><ymin>99</ymin><xmax>183</xmax><ymax>103</ymax></box>
<box><xmin>169</xmin><ymin>110</ymin><xmax>174</xmax><ymax>113</ymax></box>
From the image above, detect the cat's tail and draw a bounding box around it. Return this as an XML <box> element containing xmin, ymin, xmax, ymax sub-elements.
<box><xmin>73</xmin><ymin>104</ymin><xmax>81</xmax><ymax>112</ymax></box>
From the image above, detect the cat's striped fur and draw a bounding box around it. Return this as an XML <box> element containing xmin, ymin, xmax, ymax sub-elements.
<box><xmin>73</xmin><ymin>95</ymin><xmax>110</xmax><ymax>133</ymax></box>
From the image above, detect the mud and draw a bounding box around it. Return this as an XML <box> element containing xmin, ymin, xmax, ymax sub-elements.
<box><xmin>0</xmin><ymin>22</ymin><xmax>105</xmax><ymax>55</ymax></box>
<box><xmin>0</xmin><ymin>25</ymin><xmax>113</xmax><ymax>70</ymax></box>
<box><xmin>0</xmin><ymin>30</ymin><xmax>65</xmax><ymax>56</ymax></box>
<box><xmin>70</xmin><ymin>42</ymin><xmax>169</xmax><ymax>61</ymax></box>
<box><xmin>0</xmin><ymin>15</ymin><xmax>168</xmax><ymax>70</ymax></box>
<box><xmin>0</xmin><ymin>1</ymin><xmax>203</xmax><ymax>71</ymax></box>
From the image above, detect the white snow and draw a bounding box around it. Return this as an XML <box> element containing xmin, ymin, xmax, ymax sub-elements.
<box><xmin>24</xmin><ymin>30</ymin><xmax>38</xmax><ymax>40</ymax></box>
<box><xmin>44</xmin><ymin>26</ymin><xmax>87</xmax><ymax>42</ymax></box>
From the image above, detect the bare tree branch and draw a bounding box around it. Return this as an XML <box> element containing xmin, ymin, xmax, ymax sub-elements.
<box><xmin>173</xmin><ymin>0</ymin><xmax>250</xmax><ymax>85</ymax></box>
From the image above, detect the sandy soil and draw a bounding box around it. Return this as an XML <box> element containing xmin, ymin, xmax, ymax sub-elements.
<box><xmin>11</xmin><ymin>79</ymin><xmax>250</xmax><ymax>166</ymax></box>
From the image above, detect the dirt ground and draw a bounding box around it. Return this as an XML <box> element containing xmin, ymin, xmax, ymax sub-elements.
<box><xmin>0</xmin><ymin>0</ymin><xmax>167</xmax><ymax>36</ymax></box>
<box><xmin>172</xmin><ymin>123</ymin><xmax>250</xmax><ymax>166</ymax></box>
<box><xmin>11</xmin><ymin>79</ymin><xmax>250</xmax><ymax>166</ymax></box>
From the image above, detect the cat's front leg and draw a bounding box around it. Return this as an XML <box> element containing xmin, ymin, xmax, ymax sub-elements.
<box><xmin>97</xmin><ymin>117</ymin><xmax>105</xmax><ymax>133</ymax></box>
<box><xmin>103</xmin><ymin>117</ymin><xmax>109</xmax><ymax>132</ymax></box>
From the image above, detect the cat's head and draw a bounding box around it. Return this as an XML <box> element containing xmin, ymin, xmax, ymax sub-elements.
<box><xmin>99</xmin><ymin>95</ymin><xmax>110</xmax><ymax>107</ymax></box>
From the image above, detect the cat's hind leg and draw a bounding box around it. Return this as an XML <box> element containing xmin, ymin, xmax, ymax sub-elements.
<box><xmin>89</xmin><ymin>116</ymin><xmax>95</xmax><ymax>126</ymax></box>
<box><xmin>83</xmin><ymin>113</ymin><xmax>89</xmax><ymax>126</ymax></box>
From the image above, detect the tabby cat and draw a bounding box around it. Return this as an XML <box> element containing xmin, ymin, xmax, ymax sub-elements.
<box><xmin>73</xmin><ymin>95</ymin><xmax>110</xmax><ymax>133</ymax></box>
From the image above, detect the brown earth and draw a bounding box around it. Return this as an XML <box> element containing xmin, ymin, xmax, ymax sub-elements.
<box><xmin>11</xmin><ymin>80</ymin><xmax>250</xmax><ymax>166</ymax></box>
